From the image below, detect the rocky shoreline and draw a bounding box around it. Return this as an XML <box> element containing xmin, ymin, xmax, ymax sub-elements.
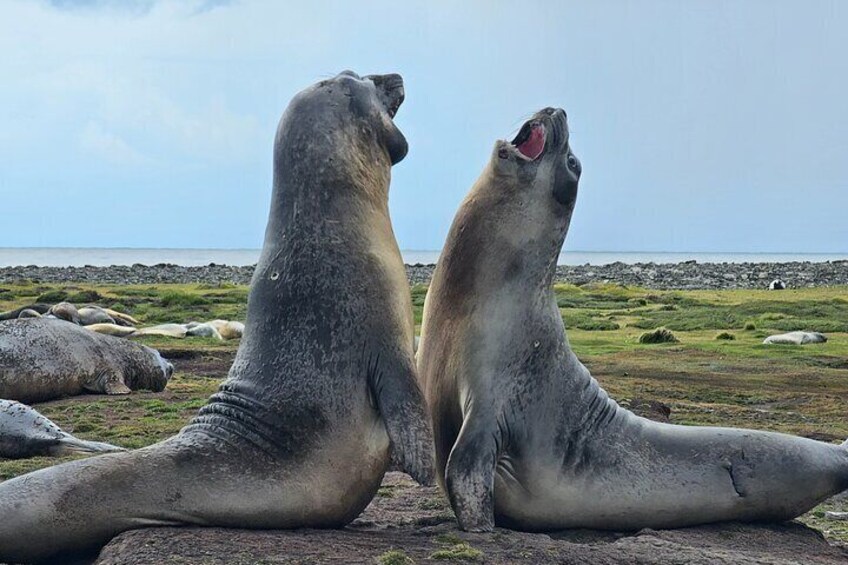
<box><xmin>1</xmin><ymin>260</ymin><xmax>847</xmax><ymax>290</ymax></box>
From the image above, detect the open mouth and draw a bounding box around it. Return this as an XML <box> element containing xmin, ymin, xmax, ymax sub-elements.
<box><xmin>511</xmin><ymin>121</ymin><xmax>546</xmax><ymax>160</ymax></box>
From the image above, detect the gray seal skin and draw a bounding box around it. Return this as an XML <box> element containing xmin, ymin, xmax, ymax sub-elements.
<box><xmin>0</xmin><ymin>71</ymin><xmax>434</xmax><ymax>563</ymax></box>
<box><xmin>0</xmin><ymin>318</ymin><xmax>173</xmax><ymax>403</ymax></box>
<box><xmin>417</xmin><ymin>108</ymin><xmax>848</xmax><ymax>533</ymax></box>
<box><xmin>0</xmin><ymin>303</ymin><xmax>50</xmax><ymax>320</ymax></box>
<box><xmin>0</xmin><ymin>399</ymin><xmax>125</xmax><ymax>459</ymax></box>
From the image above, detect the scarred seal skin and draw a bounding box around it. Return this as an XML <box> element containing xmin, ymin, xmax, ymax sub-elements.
<box><xmin>0</xmin><ymin>318</ymin><xmax>172</xmax><ymax>403</ymax></box>
<box><xmin>417</xmin><ymin>108</ymin><xmax>848</xmax><ymax>533</ymax></box>
<box><xmin>0</xmin><ymin>71</ymin><xmax>433</xmax><ymax>563</ymax></box>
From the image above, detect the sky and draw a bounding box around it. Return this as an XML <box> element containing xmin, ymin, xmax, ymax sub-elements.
<box><xmin>1</xmin><ymin>0</ymin><xmax>846</xmax><ymax>253</ymax></box>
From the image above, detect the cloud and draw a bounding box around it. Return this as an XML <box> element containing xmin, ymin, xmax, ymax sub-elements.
<box><xmin>79</xmin><ymin>121</ymin><xmax>149</xmax><ymax>166</ymax></box>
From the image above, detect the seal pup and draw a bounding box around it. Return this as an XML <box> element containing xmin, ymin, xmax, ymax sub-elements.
<box><xmin>184</xmin><ymin>322</ymin><xmax>223</xmax><ymax>340</ymax></box>
<box><xmin>0</xmin><ymin>71</ymin><xmax>433</xmax><ymax>563</ymax></box>
<box><xmin>763</xmin><ymin>331</ymin><xmax>827</xmax><ymax>345</ymax></box>
<box><xmin>0</xmin><ymin>318</ymin><xmax>172</xmax><ymax>403</ymax></box>
<box><xmin>77</xmin><ymin>305</ymin><xmax>117</xmax><ymax>326</ymax></box>
<box><xmin>207</xmin><ymin>319</ymin><xmax>245</xmax><ymax>340</ymax></box>
<box><xmin>417</xmin><ymin>108</ymin><xmax>848</xmax><ymax>532</ymax></box>
<box><xmin>0</xmin><ymin>399</ymin><xmax>125</xmax><ymax>459</ymax></box>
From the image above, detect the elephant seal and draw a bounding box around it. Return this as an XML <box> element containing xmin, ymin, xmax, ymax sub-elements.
<box><xmin>769</xmin><ymin>279</ymin><xmax>787</xmax><ymax>290</ymax></box>
<box><xmin>78</xmin><ymin>305</ymin><xmax>116</xmax><ymax>326</ymax></box>
<box><xmin>0</xmin><ymin>303</ymin><xmax>50</xmax><ymax>320</ymax></box>
<box><xmin>208</xmin><ymin>319</ymin><xmax>245</xmax><ymax>340</ymax></box>
<box><xmin>184</xmin><ymin>322</ymin><xmax>223</xmax><ymax>339</ymax></box>
<box><xmin>0</xmin><ymin>399</ymin><xmax>125</xmax><ymax>459</ymax></box>
<box><xmin>0</xmin><ymin>318</ymin><xmax>173</xmax><ymax>403</ymax></box>
<box><xmin>764</xmin><ymin>331</ymin><xmax>827</xmax><ymax>345</ymax></box>
<box><xmin>0</xmin><ymin>71</ymin><xmax>434</xmax><ymax>563</ymax></box>
<box><xmin>17</xmin><ymin>308</ymin><xmax>42</xmax><ymax>319</ymax></box>
<box><xmin>45</xmin><ymin>301</ymin><xmax>81</xmax><ymax>324</ymax></box>
<box><xmin>133</xmin><ymin>323</ymin><xmax>188</xmax><ymax>338</ymax></box>
<box><xmin>85</xmin><ymin>323</ymin><xmax>138</xmax><ymax>337</ymax></box>
<box><xmin>417</xmin><ymin>108</ymin><xmax>848</xmax><ymax>533</ymax></box>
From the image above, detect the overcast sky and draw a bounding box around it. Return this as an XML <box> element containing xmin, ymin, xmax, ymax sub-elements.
<box><xmin>2</xmin><ymin>0</ymin><xmax>846</xmax><ymax>253</ymax></box>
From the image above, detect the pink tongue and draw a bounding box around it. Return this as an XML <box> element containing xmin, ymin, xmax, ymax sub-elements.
<box><xmin>517</xmin><ymin>125</ymin><xmax>545</xmax><ymax>160</ymax></box>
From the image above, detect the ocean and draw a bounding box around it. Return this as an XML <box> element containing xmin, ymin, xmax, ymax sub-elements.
<box><xmin>0</xmin><ymin>248</ymin><xmax>845</xmax><ymax>268</ymax></box>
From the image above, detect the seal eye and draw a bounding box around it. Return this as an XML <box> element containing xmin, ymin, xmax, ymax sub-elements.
<box><xmin>567</xmin><ymin>155</ymin><xmax>581</xmax><ymax>174</ymax></box>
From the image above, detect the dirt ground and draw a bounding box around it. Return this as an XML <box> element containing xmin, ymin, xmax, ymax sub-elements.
<box><xmin>95</xmin><ymin>472</ymin><xmax>848</xmax><ymax>564</ymax></box>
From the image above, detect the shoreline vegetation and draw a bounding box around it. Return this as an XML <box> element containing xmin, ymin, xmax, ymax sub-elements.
<box><xmin>0</xmin><ymin>259</ymin><xmax>847</xmax><ymax>288</ymax></box>
<box><xmin>0</xmin><ymin>278</ymin><xmax>846</xmax><ymax>557</ymax></box>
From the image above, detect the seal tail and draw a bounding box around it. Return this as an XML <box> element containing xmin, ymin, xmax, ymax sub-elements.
<box><xmin>51</xmin><ymin>435</ymin><xmax>127</xmax><ymax>456</ymax></box>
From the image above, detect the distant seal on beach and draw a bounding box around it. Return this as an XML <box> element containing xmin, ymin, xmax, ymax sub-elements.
<box><xmin>45</xmin><ymin>301</ymin><xmax>81</xmax><ymax>324</ymax></box>
<box><xmin>85</xmin><ymin>323</ymin><xmax>138</xmax><ymax>337</ymax></box>
<box><xmin>0</xmin><ymin>318</ymin><xmax>173</xmax><ymax>403</ymax></box>
<box><xmin>184</xmin><ymin>322</ymin><xmax>222</xmax><ymax>339</ymax></box>
<box><xmin>764</xmin><ymin>331</ymin><xmax>827</xmax><ymax>345</ymax></box>
<box><xmin>17</xmin><ymin>308</ymin><xmax>42</xmax><ymax>319</ymax></box>
<box><xmin>0</xmin><ymin>399</ymin><xmax>125</xmax><ymax>459</ymax></box>
<box><xmin>133</xmin><ymin>323</ymin><xmax>188</xmax><ymax>338</ymax></box>
<box><xmin>208</xmin><ymin>319</ymin><xmax>244</xmax><ymax>340</ymax></box>
<box><xmin>417</xmin><ymin>107</ymin><xmax>848</xmax><ymax>533</ymax></box>
<box><xmin>78</xmin><ymin>305</ymin><xmax>116</xmax><ymax>326</ymax></box>
<box><xmin>769</xmin><ymin>279</ymin><xmax>786</xmax><ymax>290</ymax></box>
<box><xmin>0</xmin><ymin>71</ymin><xmax>434</xmax><ymax>563</ymax></box>
<box><xmin>0</xmin><ymin>303</ymin><xmax>51</xmax><ymax>320</ymax></box>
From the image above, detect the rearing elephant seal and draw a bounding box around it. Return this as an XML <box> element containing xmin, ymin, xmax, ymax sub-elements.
<box><xmin>0</xmin><ymin>318</ymin><xmax>173</xmax><ymax>403</ymax></box>
<box><xmin>417</xmin><ymin>108</ymin><xmax>848</xmax><ymax>532</ymax></box>
<box><xmin>0</xmin><ymin>71</ymin><xmax>434</xmax><ymax>563</ymax></box>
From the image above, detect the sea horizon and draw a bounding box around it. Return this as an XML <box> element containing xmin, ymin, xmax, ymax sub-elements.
<box><xmin>0</xmin><ymin>247</ymin><xmax>846</xmax><ymax>268</ymax></box>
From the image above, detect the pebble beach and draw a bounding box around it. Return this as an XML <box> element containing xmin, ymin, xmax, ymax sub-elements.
<box><xmin>1</xmin><ymin>260</ymin><xmax>847</xmax><ymax>290</ymax></box>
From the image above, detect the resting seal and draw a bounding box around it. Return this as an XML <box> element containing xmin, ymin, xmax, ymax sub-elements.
<box><xmin>0</xmin><ymin>318</ymin><xmax>172</xmax><ymax>403</ymax></box>
<box><xmin>417</xmin><ymin>108</ymin><xmax>848</xmax><ymax>532</ymax></box>
<box><xmin>764</xmin><ymin>331</ymin><xmax>827</xmax><ymax>345</ymax></box>
<box><xmin>0</xmin><ymin>303</ymin><xmax>50</xmax><ymax>320</ymax></box>
<box><xmin>0</xmin><ymin>399</ymin><xmax>125</xmax><ymax>459</ymax></box>
<box><xmin>0</xmin><ymin>71</ymin><xmax>433</xmax><ymax>562</ymax></box>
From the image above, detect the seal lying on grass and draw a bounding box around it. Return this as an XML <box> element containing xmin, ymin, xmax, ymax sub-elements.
<box><xmin>0</xmin><ymin>399</ymin><xmax>125</xmax><ymax>459</ymax></box>
<box><xmin>0</xmin><ymin>71</ymin><xmax>434</xmax><ymax>563</ymax></box>
<box><xmin>418</xmin><ymin>107</ymin><xmax>848</xmax><ymax>532</ymax></box>
<box><xmin>0</xmin><ymin>318</ymin><xmax>173</xmax><ymax>403</ymax></box>
<box><xmin>763</xmin><ymin>331</ymin><xmax>827</xmax><ymax>345</ymax></box>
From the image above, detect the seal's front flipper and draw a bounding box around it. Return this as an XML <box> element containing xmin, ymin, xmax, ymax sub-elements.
<box><xmin>51</xmin><ymin>435</ymin><xmax>127</xmax><ymax>456</ymax></box>
<box><xmin>85</xmin><ymin>372</ymin><xmax>132</xmax><ymax>395</ymax></box>
<box><xmin>370</xmin><ymin>352</ymin><xmax>436</xmax><ymax>486</ymax></box>
<box><xmin>446</xmin><ymin>414</ymin><xmax>498</xmax><ymax>532</ymax></box>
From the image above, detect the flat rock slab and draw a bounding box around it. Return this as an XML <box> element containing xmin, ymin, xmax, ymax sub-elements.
<box><xmin>97</xmin><ymin>473</ymin><xmax>848</xmax><ymax>565</ymax></box>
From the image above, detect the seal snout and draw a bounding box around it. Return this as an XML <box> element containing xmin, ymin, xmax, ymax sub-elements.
<box><xmin>368</xmin><ymin>73</ymin><xmax>405</xmax><ymax>118</ymax></box>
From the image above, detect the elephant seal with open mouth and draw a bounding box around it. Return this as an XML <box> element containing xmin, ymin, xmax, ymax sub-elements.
<box><xmin>0</xmin><ymin>71</ymin><xmax>433</xmax><ymax>563</ymax></box>
<box><xmin>417</xmin><ymin>108</ymin><xmax>848</xmax><ymax>532</ymax></box>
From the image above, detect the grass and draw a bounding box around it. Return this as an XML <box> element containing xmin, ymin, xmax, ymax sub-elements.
<box><xmin>377</xmin><ymin>549</ymin><xmax>415</xmax><ymax>565</ymax></box>
<box><xmin>1</xmin><ymin>281</ymin><xmax>847</xmax><ymax>543</ymax></box>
